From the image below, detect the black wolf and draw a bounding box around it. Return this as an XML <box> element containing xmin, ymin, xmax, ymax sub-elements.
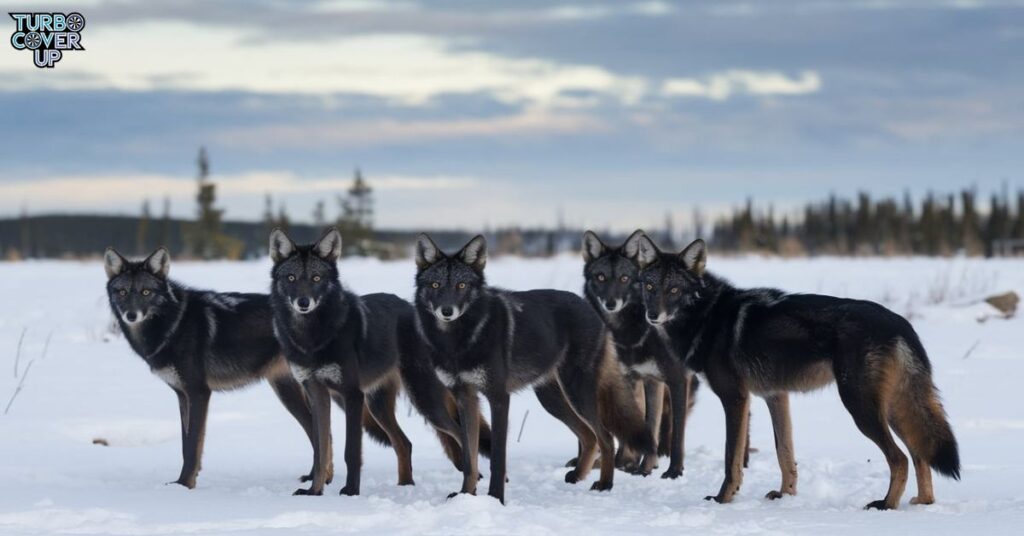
<box><xmin>413</xmin><ymin>234</ymin><xmax>654</xmax><ymax>504</ymax></box>
<box><xmin>580</xmin><ymin>230</ymin><xmax>699</xmax><ymax>478</ymax></box>
<box><xmin>104</xmin><ymin>247</ymin><xmax>319</xmax><ymax>489</ymax></box>
<box><xmin>269</xmin><ymin>228</ymin><xmax>489</xmax><ymax>496</ymax></box>
<box><xmin>635</xmin><ymin>235</ymin><xmax>960</xmax><ymax>509</ymax></box>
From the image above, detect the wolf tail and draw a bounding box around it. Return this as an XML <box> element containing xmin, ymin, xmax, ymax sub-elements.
<box><xmin>889</xmin><ymin>334</ymin><xmax>961</xmax><ymax>480</ymax></box>
<box><xmin>597</xmin><ymin>335</ymin><xmax>655</xmax><ymax>456</ymax></box>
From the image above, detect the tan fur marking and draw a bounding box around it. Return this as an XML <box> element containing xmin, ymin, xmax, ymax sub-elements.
<box><xmin>640</xmin><ymin>381</ymin><xmax>666</xmax><ymax>474</ymax></box>
<box><xmin>765</xmin><ymin>393</ymin><xmax>797</xmax><ymax>499</ymax></box>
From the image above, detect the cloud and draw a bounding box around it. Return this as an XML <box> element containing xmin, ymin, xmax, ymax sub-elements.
<box><xmin>661</xmin><ymin>70</ymin><xmax>822</xmax><ymax>101</ymax></box>
<box><xmin>0</xmin><ymin>22</ymin><xmax>648</xmax><ymax>109</ymax></box>
<box><xmin>0</xmin><ymin>171</ymin><xmax>478</xmax><ymax>217</ymax></box>
<box><xmin>540</xmin><ymin>1</ymin><xmax>674</xmax><ymax>20</ymax></box>
<box><xmin>307</xmin><ymin>0</ymin><xmax>420</xmax><ymax>13</ymax></box>
<box><xmin>215</xmin><ymin>109</ymin><xmax>607</xmax><ymax>149</ymax></box>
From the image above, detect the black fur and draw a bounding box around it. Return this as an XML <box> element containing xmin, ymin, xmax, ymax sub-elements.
<box><xmin>413</xmin><ymin>233</ymin><xmax>653</xmax><ymax>504</ymax></box>
<box><xmin>637</xmin><ymin>235</ymin><xmax>960</xmax><ymax>509</ymax></box>
<box><xmin>581</xmin><ymin>230</ymin><xmax>698</xmax><ymax>479</ymax></box>
<box><xmin>104</xmin><ymin>247</ymin><xmax>319</xmax><ymax>489</ymax></box>
<box><xmin>269</xmin><ymin>228</ymin><xmax>419</xmax><ymax>496</ymax></box>
<box><xmin>269</xmin><ymin>228</ymin><xmax>489</xmax><ymax>496</ymax></box>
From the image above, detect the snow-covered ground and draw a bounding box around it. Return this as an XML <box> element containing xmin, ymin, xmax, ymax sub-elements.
<box><xmin>1</xmin><ymin>255</ymin><xmax>1022</xmax><ymax>535</ymax></box>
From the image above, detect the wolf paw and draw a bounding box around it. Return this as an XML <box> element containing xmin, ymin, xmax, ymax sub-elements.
<box><xmin>293</xmin><ymin>488</ymin><xmax>322</xmax><ymax>496</ymax></box>
<box><xmin>910</xmin><ymin>496</ymin><xmax>934</xmax><ymax>506</ymax></box>
<box><xmin>166</xmin><ymin>478</ymin><xmax>196</xmax><ymax>489</ymax></box>
<box><xmin>765</xmin><ymin>490</ymin><xmax>785</xmax><ymax>500</ymax></box>
<box><xmin>339</xmin><ymin>486</ymin><xmax>359</xmax><ymax>496</ymax></box>
<box><xmin>661</xmin><ymin>468</ymin><xmax>683</xmax><ymax>480</ymax></box>
<box><xmin>447</xmin><ymin>490</ymin><xmax>475</xmax><ymax>500</ymax></box>
<box><xmin>564</xmin><ymin>471</ymin><xmax>581</xmax><ymax>484</ymax></box>
<box><xmin>564</xmin><ymin>457</ymin><xmax>579</xmax><ymax>468</ymax></box>
<box><xmin>704</xmin><ymin>494</ymin><xmax>729</xmax><ymax>503</ymax></box>
<box><xmin>864</xmin><ymin>500</ymin><xmax>893</xmax><ymax>510</ymax></box>
<box><xmin>590</xmin><ymin>480</ymin><xmax>613</xmax><ymax>492</ymax></box>
<box><xmin>398</xmin><ymin>479</ymin><xmax>415</xmax><ymax>486</ymax></box>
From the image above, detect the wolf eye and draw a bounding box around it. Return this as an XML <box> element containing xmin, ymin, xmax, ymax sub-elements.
<box><xmin>313</xmin><ymin>275</ymin><xmax>321</xmax><ymax>282</ymax></box>
<box><xmin>142</xmin><ymin>289</ymin><xmax>151</xmax><ymax>296</ymax></box>
<box><xmin>287</xmin><ymin>275</ymin><xmax>296</xmax><ymax>282</ymax></box>
<box><xmin>596</xmin><ymin>274</ymin><xmax>606</xmax><ymax>282</ymax></box>
<box><xmin>431</xmin><ymin>282</ymin><xmax>440</xmax><ymax>289</ymax></box>
<box><xmin>645</xmin><ymin>284</ymin><xmax>653</xmax><ymax>291</ymax></box>
<box><xmin>119</xmin><ymin>289</ymin><xmax>127</xmax><ymax>296</ymax></box>
<box><xmin>670</xmin><ymin>287</ymin><xmax>679</xmax><ymax>294</ymax></box>
<box><xmin>458</xmin><ymin>282</ymin><xmax>467</xmax><ymax>289</ymax></box>
<box><xmin>620</xmin><ymin>275</ymin><xmax>629</xmax><ymax>283</ymax></box>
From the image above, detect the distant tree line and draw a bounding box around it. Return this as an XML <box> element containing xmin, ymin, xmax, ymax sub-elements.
<box><xmin>2</xmin><ymin>145</ymin><xmax>1021</xmax><ymax>259</ymax></box>
<box><xmin>710</xmin><ymin>187</ymin><xmax>1024</xmax><ymax>257</ymax></box>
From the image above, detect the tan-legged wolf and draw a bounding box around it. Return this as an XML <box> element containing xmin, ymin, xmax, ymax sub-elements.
<box><xmin>635</xmin><ymin>234</ymin><xmax>960</xmax><ymax>510</ymax></box>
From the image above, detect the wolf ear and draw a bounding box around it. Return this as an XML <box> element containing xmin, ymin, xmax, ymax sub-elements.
<box><xmin>143</xmin><ymin>247</ymin><xmax>170</xmax><ymax>279</ymax></box>
<box><xmin>581</xmin><ymin>231</ymin><xmax>606</xmax><ymax>262</ymax></box>
<box><xmin>314</xmin><ymin>228</ymin><xmax>343</xmax><ymax>263</ymax></box>
<box><xmin>269</xmin><ymin>228</ymin><xmax>296</xmax><ymax>263</ymax></box>
<box><xmin>635</xmin><ymin>234</ymin><xmax>660</xmax><ymax>270</ymax></box>
<box><xmin>458</xmin><ymin>235</ymin><xmax>487</xmax><ymax>272</ymax></box>
<box><xmin>104</xmin><ymin>248</ymin><xmax>127</xmax><ymax>279</ymax></box>
<box><xmin>415</xmin><ymin>233</ymin><xmax>442</xmax><ymax>270</ymax></box>
<box><xmin>679</xmin><ymin>239</ymin><xmax>707</xmax><ymax>276</ymax></box>
<box><xmin>621</xmin><ymin>229</ymin><xmax>645</xmax><ymax>260</ymax></box>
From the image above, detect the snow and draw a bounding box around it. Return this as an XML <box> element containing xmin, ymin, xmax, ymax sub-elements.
<box><xmin>2</xmin><ymin>255</ymin><xmax>1023</xmax><ymax>535</ymax></box>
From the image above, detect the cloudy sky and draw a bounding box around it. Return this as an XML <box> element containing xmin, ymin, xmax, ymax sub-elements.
<box><xmin>1</xmin><ymin>0</ymin><xmax>1022</xmax><ymax>231</ymax></box>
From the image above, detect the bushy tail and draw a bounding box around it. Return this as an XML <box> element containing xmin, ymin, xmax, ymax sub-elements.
<box><xmin>891</xmin><ymin>336</ymin><xmax>961</xmax><ymax>480</ymax></box>
<box><xmin>597</xmin><ymin>336</ymin><xmax>655</xmax><ymax>456</ymax></box>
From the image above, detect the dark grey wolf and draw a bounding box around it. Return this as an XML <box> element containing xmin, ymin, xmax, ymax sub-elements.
<box><xmin>635</xmin><ymin>234</ymin><xmax>960</xmax><ymax>509</ymax></box>
<box><xmin>580</xmin><ymin>230</ymin><xmax>699</xmax><ymax>478</ymax></box>
<box><xmin>104</xmin><ymin>247</ymin><xmax>319</xmax><ymax>489</ymax></box>
<box><xmin>413</xmin><ymin>233</ymin><xmax>654</xmax><ymax>504</ymax></box>
<box><xmin>269</xmin><ymin>228</ymin><xmax>490</xmax><ymax>496</ymax></box>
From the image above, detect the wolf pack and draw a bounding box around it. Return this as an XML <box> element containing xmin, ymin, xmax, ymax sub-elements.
<box><xmin>103</xmin><ymin>228</ymin><xmax>961</xmax><ymax>511</ymax></box>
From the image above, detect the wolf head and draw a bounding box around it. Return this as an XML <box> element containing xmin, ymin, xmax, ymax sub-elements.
<box><xmin>414</xmin><ymin>233</ymin><xmax>487</xmax><ymax>324</ymax></box>
<box><xmin>581</xmin><ymin>229</ymin><xmax>646</xmax><ymax>315</ymax></box>
<box><xmin>634</xmin><ymin>234</ymin><xmax>707</xmax><ymax>326</ymax></box>
<box><xmin>269</xmin><ymin>228</ymin><xmax>343</xmax><ymax>315</ymax></box>
<box><xmin>104</xmin><ymin>247</ymin><xmax>173</xmax><ymax>326</ymax></box>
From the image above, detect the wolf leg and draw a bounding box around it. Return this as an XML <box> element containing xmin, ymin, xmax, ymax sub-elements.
<box><xmin>706</xmin><ymin>391</ymin><xmax>750</xmax><ymax>504</ymax></box>
<box><xmin>485</xmin><ymin>391</ymin><xmax>510</xmax><ymax>503</ymax></box>
<box><xmin>339</xmin><ymin>387</ymin><xmax>365</xmax><ymax>496</ymax></box>
<box><xmin>615</xmin><ymin>380</ymin><xmax>645</xmax><ymax>473</ymax></box>
<box><xmin>450</xmin><ymin>386</ymin><xmax>481</xmax><ymax>498</ymax></box>
<box><xmin>662</xmin><ymin>373</ymin><xmax>690</xmax><ymax>480</ymax></box>
<box><xmin>170</xmin><ymin>386</ymin><xmax>210</xmax><ymax>489</ymax></box>
<box><xmin>534</xmin><ymin>381</ymin><xmax>598</xmax><ymax>483</ymax></box>
<box><xmin>294</xmin><ymin>379</ymin><xmax>331</xmax><ymax>496</ymax></box>
<box><xmin>366</xmin><ymin>379</ymin><xmax>415</xmax><ymax>486</ymax></box>
<box><xmin>638</xmin><ymin>380</ymin><xmax>666</xmax><ymax>476</ymax></box>
<box><xmin>764</xmin><ymin>393</ymin><xmax>797</xmax><ymax>499</ymax></box>
<box><xmin>837</xmin><ymin>376</ymin><xmax>908</xmax><ymax>510</ymax></box>
<box><xmin>268</xmin><ymin>375</ymin><xmax>324</xmax><ymax>483</ymax></box>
